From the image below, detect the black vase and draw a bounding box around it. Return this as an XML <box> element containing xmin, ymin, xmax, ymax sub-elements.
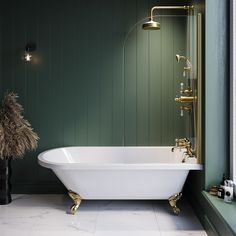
<box><xmin>0</xmin><ymin>158</ymin><xmax>12</xmax><ymax>204</ymax></box>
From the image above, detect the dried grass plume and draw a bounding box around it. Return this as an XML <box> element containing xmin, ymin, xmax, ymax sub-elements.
<box><xmin>0</xmin><ymin>93</ymin><xmax>39</xmax><ymax>159</ymax></box>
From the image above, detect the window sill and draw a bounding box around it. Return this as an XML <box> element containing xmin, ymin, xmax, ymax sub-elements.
<box><xmin>202</xmin><ymin>191</ymin><xmax>236</xmax><ymax>235</ymax></box>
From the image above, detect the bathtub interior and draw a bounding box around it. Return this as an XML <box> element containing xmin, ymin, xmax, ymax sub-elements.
<box><xmin>39</xmin><ymin>146</ymin><xmax>188</xmax><ymax>165</ymax></box>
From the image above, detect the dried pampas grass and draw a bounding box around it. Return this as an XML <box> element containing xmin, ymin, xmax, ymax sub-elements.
<box><xmin>0</xmin><ymin>93</ymin><xmax>39</xmax><ymax>159</ymax></box>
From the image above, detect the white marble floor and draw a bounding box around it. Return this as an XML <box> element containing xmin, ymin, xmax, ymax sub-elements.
<box><xmin>0</xmin><ymin>194</ymin><xmax>207</xmax><ymax>236</ymax></box>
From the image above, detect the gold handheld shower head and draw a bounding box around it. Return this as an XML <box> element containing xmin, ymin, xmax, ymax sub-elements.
<box><xmin>176</xmin><ymin>54</ymin><xmax>187</xmax><ymax>62</ymax></box>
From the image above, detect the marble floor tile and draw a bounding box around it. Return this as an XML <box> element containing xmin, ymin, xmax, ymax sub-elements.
<box><xmin>0</xmin><ymin>195</ymin><xmax>207</xmax><ymax>236</ymax></box>
<box><xmin>153</xmin><ymin>200</ymin><xmax>207</xmax><ymax>235</ymax></box>
<box><xmin>95</xmin><ymin>231</ymin><xmax>161</xmax><ymax>236</ymax></box>
<box><xmin>160</xmin><ymin>232</ymin><xmax>208</xmax><ymax>236</ymax></box>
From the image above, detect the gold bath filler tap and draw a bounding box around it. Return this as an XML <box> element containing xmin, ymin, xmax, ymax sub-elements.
<box><xmin>172</xmin><ymin>138</ymin><xmax>195</xmax><ymax>157</ymax></box>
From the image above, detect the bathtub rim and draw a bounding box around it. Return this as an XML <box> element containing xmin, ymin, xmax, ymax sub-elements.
<box><xmin>38</xmin><ymin>146</ymin><xmax>203</xmax><ymax>170</ymax></box>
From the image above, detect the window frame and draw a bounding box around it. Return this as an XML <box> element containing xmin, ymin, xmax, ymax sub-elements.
<box><xmin>230</xmin><ymin>0</ymin><xmax>236</xmax><ymax>194</ymax></box>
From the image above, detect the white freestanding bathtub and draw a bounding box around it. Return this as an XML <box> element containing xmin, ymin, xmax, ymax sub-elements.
<box><xmin>38</xmin><ymin>146</ymin><xmax>202</xmax><ymax>200</ymax></box>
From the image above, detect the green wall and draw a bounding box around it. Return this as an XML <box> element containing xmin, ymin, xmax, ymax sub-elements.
<box><xmin>1</xmin><ymin>0</ymin><xmax>189</xmax><ymax>193</ymax></box>
<box><xmin>187</xmin><ymin>0</ymin><xmax>228</xmax><ymax>193</ymax></box>
<box><xmin>187</xmin><ymin>0</ymin><xmax>231</xmax><ymax>235</ymax></box>
<box><xmin>205</xmin><ymin>0</ymin><xmax>229</xmax><ymax>188</ymax></box>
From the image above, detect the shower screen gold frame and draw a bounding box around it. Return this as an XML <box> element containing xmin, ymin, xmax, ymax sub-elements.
<box><xmin>196</xmin><ymin>13</ymin><xmax>202</xmax><ymax>163</ymax></box>
<box><xmin>142</xmin><ymin>6</ymin><xmax>203</xmax><ymax>163</ymax></box>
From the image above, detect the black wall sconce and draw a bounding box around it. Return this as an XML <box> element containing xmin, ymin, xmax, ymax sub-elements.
<box><xmin>24</xmin><ymin>42</ymin><xmax>36</xmax><ymax>62</ymax></box>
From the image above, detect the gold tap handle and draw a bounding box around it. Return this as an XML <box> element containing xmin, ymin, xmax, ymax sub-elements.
<box><xmin>175</xmin><ymin>138</ymin><xmax>188</xmax><ymax>143</ymax></box>
<box><xmin>180</xmin><ymin>106</ymin><xmax>192</xmax><ymax>111</ymax></box>
<box><xmin>175</xmin><ymin>138</ymin><xmax>191</xmax><ymax>148</ymax></box>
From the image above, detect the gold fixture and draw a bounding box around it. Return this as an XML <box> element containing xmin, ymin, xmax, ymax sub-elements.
<box><xmin>180</xmin><ymin>106</ymin><xmax>191</xmax><ymax>111</ymax></box>
<box><xmin>184</xmin><ymin>66</ymin><xmax>191</xmax><ymax>70</ymax></box>
<box><xmin>183</xmin><ymin>65</ymin><xmax>192</xmax><ymax>78</ymax></box>
<box><xmin>196</xmin><ymin>13</ymin><xmax>202</xmax><ymax>163</ymax></box>
<box><xmin>175</xmin><ymin>54</ymin><xmax>192</xmax><ymax>77</ymax></box>
<box><xmin>175</xmin><ymin>82</ymin><xmax>195</xmax><ymax>115</ymax></box>
<box><xmin>142</xmin><ymin>5</ymin><xmax>194</xmax><ymax>30</ymax></box>
<box><xmin>175</xmin><ymin>96</ymin><xmax>196</xmax><ymax>103</ymax></box>
<box><xmin>174</xmin><ymin>138</ymin><xmax>188</xmax><ymax>145</ymax></box>
<box><xmin>180</xmin><ymin>105</ymin><xmax>192</xmax><ymax>117</ymax></box>
<box><xmin>180</xmin><ymin>83</ymin><xmax>193</xmax><ymax>95</ymax></box>
<box><xmin>176</xmin><ymin>54</ymin><xmax>187</xmax><ymax>62</ymax></box>
<box><xmin>172</xmin><ymin>138</ymin><xmax>195</xmax><ymax>157</ymax></box>
<box><xmin>181</xmin><ymin>88</ymin><xmax>193</xmax><ymax>95</ymax></box>
<box><xmin>142</xmin><ymin>20</ymin><xmax>161</xmax><ymax>30</ymax></box>
<box><xmin>175</xmin><ymin>81</ymin><xmax>194</xmax><ymax>115</ymax></box>
<box><xmin>68</xmin><ymin>190</ymin><xmax>82</xmax><ymax>215</ymax></box>
<box><xmin>168</xmin><ymin>192</ymin><xmax>182</xmax><ymax>215</ymax></box>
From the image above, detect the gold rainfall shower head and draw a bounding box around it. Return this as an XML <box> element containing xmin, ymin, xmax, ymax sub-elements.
<box><xmin>142</xmin><ymin>5</ymin><xmax>194</xmax><ymax>30</ymax></box>
<box><xmin>142</xmin><ymin>20</ymin><xmax>161</xmax><ymax>30</ymax></box>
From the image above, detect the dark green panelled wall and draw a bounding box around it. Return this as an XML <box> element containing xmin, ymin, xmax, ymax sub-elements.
<box><xmin>186</xmin><ymin>0</ymin><xmax>231</xmax><ymax>235</ymax></box>
<box><xmin>1</xmin><ymin>0</ymin><xmax>189</xmax><ymax>193</ymax></box>
<box><xmin>187</xmin><ymin>0</ymin><xmax>228</xmax><ymax>196</ymax></box>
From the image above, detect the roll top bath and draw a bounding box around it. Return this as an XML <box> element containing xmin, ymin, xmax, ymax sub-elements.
<box><xmin>38</xmin><ymin>146</ymin><xmax>202</xmax><ymax>215</ymax></box>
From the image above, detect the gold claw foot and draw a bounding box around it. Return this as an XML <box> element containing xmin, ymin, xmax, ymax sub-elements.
<box><xmin>68</xmin><ymin>190</ymin><xmax>82</xmax><ymax>215</ymax></box>
<box><xmin>168</xmin><ymin>192</ymin><xmax>182</xmax><ymax>215</ymax></box>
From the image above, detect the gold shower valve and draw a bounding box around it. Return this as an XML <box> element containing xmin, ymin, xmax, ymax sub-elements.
<box><xmin>175</xmin><ymin>96</ymin><xmax>196</xmax><ymax>103</ymax></box>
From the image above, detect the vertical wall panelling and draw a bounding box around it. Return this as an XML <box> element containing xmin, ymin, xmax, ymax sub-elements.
<box><xmin>1</xmin><ymin>0</ymin><xmax>189</xmax><ymax>192</ymax></box>
<box><xmin>124</xmin><ymin>0</ymin><xmax>138</xmax><ymax>145</ymax></box>
<box><xmin>76</xmin><ymin>1</ymin><xmax>88</xmax><ymax>146</ymax></box>
<box><xmin>100</xmin><ymin>0</ymin><xmax>113</xmax><ymax>146</ymax></box>
<box><xmin>149</xmin><ymin>16</ymin><xmax>162</xmax><ymax>145</ymax></box>
<box><xmin>112</xmin><ymin>0</ymin><xmax>125</xmax><ymax>145</ymax></box>
<box><xmin>136</xmin><ymin>0</ymin><xmax>149</xmax><ymax>145</ymax></box>
<box><xmin>161</xmin><ymin>16</ymin><xmax>174</xmax><ymax>145</ymax></box>
<box><xmin>124</xmin><ymin>15</ymin><xmax>188</xmax><ymax>146</ymax></box>
<box><xmin>173</xmin><ymin>17</ymin><xmax>188</xmax><ymax>140</ymax></box>
<box><xmin>87</xmin><ymin>1</ymin><xmax>101</xmax><ymax>145</ymax></box>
